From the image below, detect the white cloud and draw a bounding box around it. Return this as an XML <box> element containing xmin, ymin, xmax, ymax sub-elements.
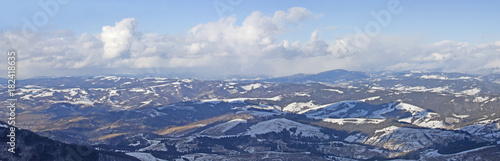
<box><xmin>495</xmin><ymin>41</ymin><xmax>500</xmax><ymax>47</ymax></box>
<box><xmin>1</xmin><ymin>7</ymin><xmax>500</xmax><ymax>79</ymax></box>
<box><xmin>100</xmin><ymin>18</ymin><xmax>137</xmax><ymax>59</ymax></box>
<box><xmin>186</xmin><ymin>42</ymin><xmax>206</xmax><ymax>54</ymax></box>
<box><xmin>421</xmin><ymin>53</ymin><xmax>452</xmax><ymax>61</ymax></box>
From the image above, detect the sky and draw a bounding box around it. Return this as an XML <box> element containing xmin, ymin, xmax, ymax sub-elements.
<box><xmin>1</xmin><ymin>0</ymin><xmax>500</xmax><ymax>79</ymax></box>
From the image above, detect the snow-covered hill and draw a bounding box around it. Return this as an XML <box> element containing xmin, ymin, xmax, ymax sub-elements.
<box><xmin>2</xmin><ymin>70</ymin><xmax>500</xmax><ymax>160</ymax></box>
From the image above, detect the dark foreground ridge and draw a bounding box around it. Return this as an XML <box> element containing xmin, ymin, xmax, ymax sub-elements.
<box><xmin>0</xmin><ymin>121</ymin><xmax>138</xmax><ymax>161</ymax></box>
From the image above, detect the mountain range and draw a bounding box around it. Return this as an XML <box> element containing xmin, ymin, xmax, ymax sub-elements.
<box><xmin>1</xmin><ymin>69</ymin><xmax>500</xmax><ymax>160</ymax></box>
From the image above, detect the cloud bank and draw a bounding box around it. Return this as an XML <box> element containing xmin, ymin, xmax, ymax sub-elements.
<box><xmin>1</xmin><ymin>7</ymin><xmax>500</xmax><ymax>79</ymax></box>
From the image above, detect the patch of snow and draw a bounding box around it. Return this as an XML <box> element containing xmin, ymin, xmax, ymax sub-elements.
<box><xmin>409</xmin><ymin>115</ymin><xmax>445</xmax><ymax>128</ymax></box>
<box><xmin>74</xmin><ymin>97</ymin><xmax>94</xmax><ymax>105</ymax></box>
<box><xmin>153</xmin><ymin>77</ymin><xmax>167</xmax><ymax>80</ymax></box>
<box><xmin>459</xmin><ymin>88</ymin><xmax>481</xmax><ymax>96</ymax></box>
<box><xmin>141</xmin><ymin>100</ymin><xmax>152</xmax><ymax>105</ymax></box>
<box><xmin>368</xmin><ymin>102</ymin><xmax>398</xmax><ymax>119</ymax></box>
<box><xmin>144</xmin><ymin>88</ymin><xmax>155</xmax><ymax>95</ymax></box>
<box><xmin>130</xmin><ymin>88</ymin><xmax>146</xmax><ymax>92</ymax></box>
<box><xmin>416</xmin><ymin>120</ymin><xmax>447</xmax><ymax>129</ymax></box>
<box><xmin>321</xmin><ymin>88</ymin><xmax>344</xmax><ymax>94</ymax></box>
<box><xmin>89</xmin><ymin>88</ymin><xmax>107</xmax><ymax>91</ymax></box>
<box><xmin>109</xmin><ymin>89</ymin><xmax>119</xmax><ymax>96</ymax></box>
<box><xmin>398</xmin><ymin>117</ymin><xmax>413</xmax><ymax>124</ymax></box>
<box><xmin>370</xmin><ymin>86</ymin><xmax>385</xmax><ymax>90</ymax></box>
<box><xmin>100</xmin><ymin>76</ymin><xmax>121</xmax><ymax>82</ymax></box>
<box><xmin>359</xmin><ymin>96</ymin><xmax>380</xmax><ymax>102</ymax></box>
<box><xmin>139</xmin><ymin>100</ymin><xmax>153</xmax><ymax>108</ymax></box>
<box><xmin>128</xmin><ymin>141</ymin><xmax>140</xmax><ymax>146</ymax></box>
<box><xmin>344</xmin><ymin>133</ymin><xmax>368</xmax><ymax>143</ymax></box>
<box><xmin>300</xmin><ymin>101</ymin><xmax>358</xmax><ymax>117</ymax></box>
<box><xmin>452</xmin><ymin>113</ymin><xmax>470</xmax><ymax>119</ymax></box>
<box><xmin>395</xmin><ymin>103</ymin><xmax>425</xmax><ymax>115</ymax></box>
<box><xmin>69</xmin><ymin>89</ymin><xmax>78</xmax><ymax>96</ymax></box>
<box><xmin>457</xmin><ymin>76</ymin><xmax>472</xmax><ymax>80</ymax></box>
<box><xmin>24</xmin><ymin>85</ymin><xmax>42</xmax><ymax>88</ymax></box>
<box><xmin>202</xmin><ymin>119</ymin><xmax>247</xmax><ymax>134</ymax></box>
<box><xmin>374</xmin><ymin>126</ymin><xmax>399</xmax><ymax>134</ymax></box>
<box><xmin>391</xmin><ymin>85</ymin><xmax>451</xmax><ymax>93</ymax></box>
<box><xmin>322</xmin><ymin>118</ymin><xmax>385</xmax><ymax>125</ymax></box>
<box><xmin>80</xmin><ymin>90</ymin><xmax>88</xmax><ymax>95</ymax></box>
<box><xmin>241</xmin><ymin>83</ymin><xmax>263</xmax><ymax>91</ymax></box>
<box><xmin>0</xmin><ymin>124</ymin><xmax>8</xmax><ymax>128</ymax></box>
<box><xmin>421</xmin><ymin>75</ymin><xmax>448</xmax><ymax>80</ymax></box>
<box><xmin>428</xmin><ymin>86</ymin><xmax>451</xmax><ymax>93</ymax></box>
<box><xmin>153</xmin><ymin>81</ymin><xmax>170</xmax><ymax>84</ymax></box>
<box><xmin>181</xmin><ymin>79</ymin><xmax>193</xmax><ymax>83</ymax></box>
<box><xmin>473</xmin><ymin>96</ymin><xmax>489</xmax><ymax>103</ymax></box>
<box><xmin>148</xmin><ymin>109</ymin><xmax>166</xmax><ymax>117</ymax></box>
<box><xmin>33</xmin><ymin>91</ymin><xmax>54</xmax><ymax>97</ymax></box>
<box><xmin>394</xmin><ymin>103</ymin><xmax>447</xmax><ymax>128</ymax></box>
<box><xmin>139</xmin><ymin>140</ymin><xmax>167</xmax><ymax>152</ymax></box>
<box><xmin>282</xmin><ymin>101</ymin><xmax>316</xmax><ymax>113</ymax></box>
<box><xmin>293</xmin><ymin>92</ymin><xmax>310</xmax><ymax>97</ymax></box>
<box><xmin>226</xmin><ymin>88</ymin><xmax>239</xmax><ymax>94</ymax></box>
<box><xmin>20</xmin><ymin>94</ymin><xmax>33</xmax><ymax>100</ymax></box>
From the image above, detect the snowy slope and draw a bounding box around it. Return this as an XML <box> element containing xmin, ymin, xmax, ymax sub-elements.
<box><xmin>301</xmin><ymin>101</ymin><xmax>358</xmax><ymax>118</ymax></box>
<box><xmin>201</xmin><ymin>119</ymin><xmax>247</xmax><ymax>136</ymax></box>
<box><xmin>460</xmin><ymin>119</ymin><xmax>500</xmax><ymax>141</ymax></box>
<box><xmin>364</xmin><ymin>126</ymin><xmax>468</xmax><ymax>152</ymax></box>
<box><xmin>282</xmin><ymin>101</ymin><xmax>316</xmax><ymax>113</ymax></box>
<box><xmin>246</xmin><ymin>118</ymin><xmax>329</xmax><ymax>139</ymax></box>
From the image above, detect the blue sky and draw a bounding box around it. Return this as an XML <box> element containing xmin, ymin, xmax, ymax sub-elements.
<box><xmin>1</xmin><ymin>0</ymin><xmax>500</xmax><ymax>78</ymax></box>
<box><xmin>2</xmin><ymin>0</ymin><xmax>499</xmax><ymax>43</ymax></box>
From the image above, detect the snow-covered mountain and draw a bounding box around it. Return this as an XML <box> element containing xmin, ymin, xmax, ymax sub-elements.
<box><xmin>1</xmin><ymin>69</ymin><xmax>499</xmax><ymax>160</ymax></box>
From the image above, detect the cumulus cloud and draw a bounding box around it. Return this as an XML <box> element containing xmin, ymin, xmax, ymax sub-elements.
<box><xmin>101</xmin><ymin>18</ymin><xmax>137</xmax><ymax>59</ymax></box>
<box><xmin>1</xmin><ymin>7</ymin><xmax>500</xmax><ymax>79</ymax></box>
